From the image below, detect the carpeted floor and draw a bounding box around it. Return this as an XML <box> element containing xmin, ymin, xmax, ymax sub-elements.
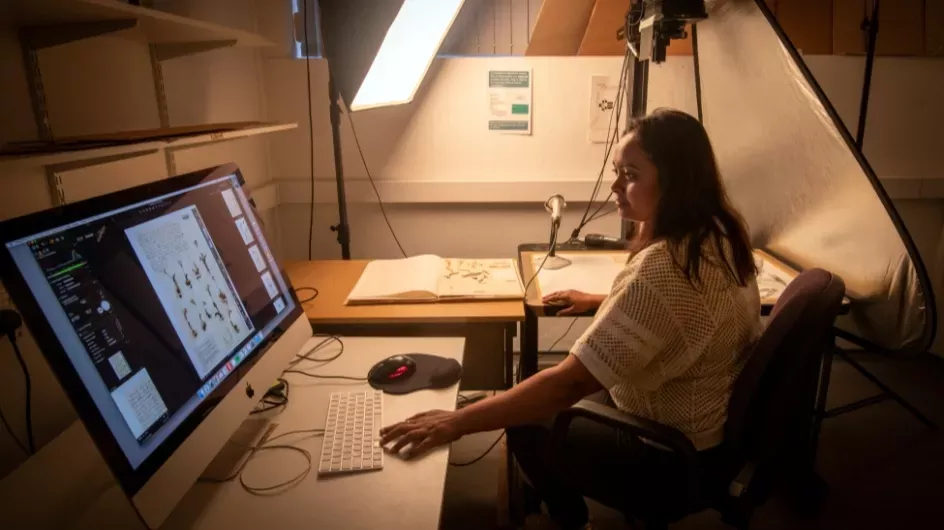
<box><xmin>440</xmin><ymin>352</ymin><xmax>944</xmax><ymax>530</ymax></box>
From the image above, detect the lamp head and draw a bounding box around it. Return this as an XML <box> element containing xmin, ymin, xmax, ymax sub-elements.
<box><xmin>545</xmin><ymin>195</ymin><xmax>566</xmax><ymax>227</ymax></box>
<box><xmin>317</xmin><ymin>0</ymin><xmax>466</xmax><ymax>111</ymax></box>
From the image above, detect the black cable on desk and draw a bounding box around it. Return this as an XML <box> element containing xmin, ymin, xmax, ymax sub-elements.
<box><xmin>283</xmin><ymin>336</ymin><xmax>365</xmax><ymax>380</ymax></box>
<box><xmin>295</xmin><ymin>286</ymin><xmax>319</xmax><ymax>304</ymax></box>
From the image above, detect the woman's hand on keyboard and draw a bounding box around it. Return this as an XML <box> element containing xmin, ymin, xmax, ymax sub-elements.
<box><xmin>380</xmin><ymin>410</ymin><xmax>460</xmax><ymax>459</ymax></box>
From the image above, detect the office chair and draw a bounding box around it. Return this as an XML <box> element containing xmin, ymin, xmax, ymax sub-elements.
<box><xmin>548</xmin><ymin>268</ymin><xmax>846</xmax><ymax>530</ymax></box>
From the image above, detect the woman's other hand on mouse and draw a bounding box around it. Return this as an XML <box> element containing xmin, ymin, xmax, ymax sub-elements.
<box><xmin>380</xmin><ymin>410</ymin><xmax>460</xmax><ymax>459</ymax></box>
<box><xmin>541</xmin><ymin>290</ymin><xmax>605</xmax><ymax>315</ymax></box>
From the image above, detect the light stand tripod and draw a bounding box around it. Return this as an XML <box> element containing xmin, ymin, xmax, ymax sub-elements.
<box><xmin>817</xmin><ymin>0</ymin><xmax>938</xmax><ymax>434</ymax></box>
<box><xmin>327</xmin><ymin>71</ymin><xmax>352</xmax><ymax>260</ymax></box>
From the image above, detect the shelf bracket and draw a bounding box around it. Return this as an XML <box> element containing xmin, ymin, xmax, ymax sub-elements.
<box><xmin>44</xmin><ymin>150</ymin><xmax>161</xmax><ymax>206</ymax></box>
<box><xmin>148</xmin><ymin>44</ymin><xmax>176</xmax><ymax>175</ymax></box>
<box><xmin>20</xmin><ymin>19</ymin><xmax>138</xmax><ymax>50</ymax></box>
<box><xmin>19</xmin><ymin>36</ymin><xmax>52</xmax><ymax>141</ymax></box>
<box><xmin>153</xmin><ymin>40</ymin><xmax>238</xmax><ymax>61</ymax></box>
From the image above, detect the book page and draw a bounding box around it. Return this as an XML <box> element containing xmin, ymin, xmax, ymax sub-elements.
<box><xmin>532</xmin><ymin>253</ymin><xmax>628</xmax><ymax>297</ymax></box>
<box><xmin>126</xmin><ymin>206</ymin><xmax>254</xmax><ymax>379</ymax></box>
<box><xmin>437</xmin><ymin>258</ymin><xmax>524</xmax><ymax>300</ymax></box>
<box><xmin>110</xmin><ymin>368</ymin><xmax>168</xmax><ymax>440</ymax></box>
<box><xmin>346</xmin><ymin>255</ymin><xmax>442</xmax><ymax>302</ymax></box>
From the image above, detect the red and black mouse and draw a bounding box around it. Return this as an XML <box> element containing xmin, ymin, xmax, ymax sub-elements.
<box><xmin>367</xmin><ymin>354</ymin><xmax>462</xmax><ymax>394</ymax></box>
<box><xmin>368</xmin><ymin>355</ymin><xmax>417</xmax><ymax>384</ymax></box>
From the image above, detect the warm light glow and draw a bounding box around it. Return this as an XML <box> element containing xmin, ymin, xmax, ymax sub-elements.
<box><xmin>350</xmin><ymin>0</ymin><xmax>465</xmax><ymax>111</ymax></box>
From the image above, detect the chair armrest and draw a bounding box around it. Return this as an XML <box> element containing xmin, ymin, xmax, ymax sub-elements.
<box><xmin>552</xmin><ymin>399</ymin><xmax>699</xmax><ymax>465</ymax></box>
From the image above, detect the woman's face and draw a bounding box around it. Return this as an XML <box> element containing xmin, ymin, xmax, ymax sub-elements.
<box><xmin>611</xmin><ymin>133</ymin><xmax>660</xmax><ymax>222</ymax></box>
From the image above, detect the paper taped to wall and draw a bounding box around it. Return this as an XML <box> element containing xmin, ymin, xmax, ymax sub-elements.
<box><xmin>488</xmin><ymin>70</ymin><xmax>532</xmax><ymax>134</ymax></box>
<box><xmin>589</xmin><ymin>74</ymin><xmax>620</xmax><ymax>143</ymax></box>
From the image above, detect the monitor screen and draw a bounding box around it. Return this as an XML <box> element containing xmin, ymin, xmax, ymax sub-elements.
<box><xmin>0</xmin><ymin>166</ymin><xmax>301</xmax><ymax>493</ymax></box>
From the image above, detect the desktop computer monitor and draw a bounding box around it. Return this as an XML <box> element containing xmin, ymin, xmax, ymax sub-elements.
<box><xmin>0</xmin><ymin>163</ymin><xmax>311</xmax><ymax>528</ymax></box>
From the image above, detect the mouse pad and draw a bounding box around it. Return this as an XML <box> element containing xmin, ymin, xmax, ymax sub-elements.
<box><xmin>368</xmin><ymin>353</ymin><xmax>462</xmax><ymax>395</ymax></box>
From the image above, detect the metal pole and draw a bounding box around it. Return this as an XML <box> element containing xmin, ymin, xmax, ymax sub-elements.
<box><xmin>328</xmin><ymin>74</ymin><xmax>352</xmax><ymax>260</ymax></box>
<box><xmin>622</xmin><ymin>55</ymin><xmax>648</xmax><ymax>239</ymax></box>
<box><xmin>855</xmin><ymin>0</ymin><xmax>879</xmax><ymax>150</ymax></box>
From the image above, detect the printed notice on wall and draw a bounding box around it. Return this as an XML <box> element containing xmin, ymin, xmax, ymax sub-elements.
<box><xmin>488</xmin><ymin>70</ymin><xmax>532</xmax><ymax>135</ymax></box>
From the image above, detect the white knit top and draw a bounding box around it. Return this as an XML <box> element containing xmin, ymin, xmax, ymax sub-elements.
<box><xmin>572</xmin><ymin>239</ymin><xmax>762</xmax><ymax>451</ymax></box>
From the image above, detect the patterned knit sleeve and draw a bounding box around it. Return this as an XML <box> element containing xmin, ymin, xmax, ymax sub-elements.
<box><xmin>571</xmin><ymin>244</ymin><xmax>718</xmax><ymax>391</ymax></box>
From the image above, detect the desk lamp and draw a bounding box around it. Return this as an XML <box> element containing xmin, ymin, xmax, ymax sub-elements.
<box><xmin>542</xmin><ymin>195</ymin><xmax>571</xmax><ymax>270</ymax></box>
<box><xmin>314</xmin><ymin>0</ymin><xmax>466</xmax><ymax>258</ymax></box>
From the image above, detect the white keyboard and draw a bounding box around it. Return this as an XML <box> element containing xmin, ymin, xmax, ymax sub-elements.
<box><xmin>318</xmin><ymin>390</ymin><xmax>384</xmax><ymax>475</ymax></box>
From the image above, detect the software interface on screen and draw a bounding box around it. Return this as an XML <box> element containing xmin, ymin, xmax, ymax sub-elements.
<box><xmin>4</xmin><ymin>175</ymin><xmax>295</xmax><ymax>469</ymax></box>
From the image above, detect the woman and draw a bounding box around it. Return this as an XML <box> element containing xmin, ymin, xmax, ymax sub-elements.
<box><xmin>380</xmin><ymin>108</ymin><xmax>762</xmax><ymax>529</ymax></box>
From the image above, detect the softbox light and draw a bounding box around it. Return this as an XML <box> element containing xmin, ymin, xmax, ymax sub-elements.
<box><xmin>696</xmin><ymin>0</ymin><xmax>935</xmax><ymax>355</ymax></box>
<box><xmin>318</xmin><ymin>0</ymin><xmax>465</xmax><ymax>111</ymax></box>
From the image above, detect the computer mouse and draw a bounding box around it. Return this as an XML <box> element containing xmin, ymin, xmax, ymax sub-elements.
<box><xmin>368</xmin><ymin>353</ymin><xmax>462</xmax><ymax>394</ymax></box>
<box><xmin>368</xmin><ymin>355</ymin><xmax>416</xmax><ymax>385</ymax></box>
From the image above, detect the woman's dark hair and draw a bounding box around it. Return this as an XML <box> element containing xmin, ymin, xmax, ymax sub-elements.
<box><xmin>626</xmin><ymin>107</ymin><xmax>756</xmax><ymax>287</ymax></box>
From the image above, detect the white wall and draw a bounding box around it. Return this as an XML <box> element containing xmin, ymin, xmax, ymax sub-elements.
<box><xmin>262</xmin><ymin>32</ymin><xmax>944</xmax><ymax>356</ymax></box>
<box><xmin>0</xmin><ymin>0</ymin><xmax>275</xmax><ymax>478</ymax></box>
<box><xmin>264</xmin><ymin>56</ymin><xmax>695</xmax><ymax>261</ymax></box>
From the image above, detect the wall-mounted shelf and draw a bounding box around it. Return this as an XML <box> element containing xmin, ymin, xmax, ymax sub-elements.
<box><xmin>5</xmin><ymin>0</ymin><xmax>274</xmax><ymax>58</ymax></box>
<box><xmin>0</xmin><ymin>122</ymin><xmax>297</xmax><ymax>168</ymax></box>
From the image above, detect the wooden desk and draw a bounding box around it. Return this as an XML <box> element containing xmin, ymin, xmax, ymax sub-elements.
<box><xmin>285</xmin><ymin>260</ymin><xmax>525</xmax><ymax>390</ymax></box>
<box><xmin>516</xmin><ymin>242</ymin><xmax>826</xmax><ymax>378</ymax></box>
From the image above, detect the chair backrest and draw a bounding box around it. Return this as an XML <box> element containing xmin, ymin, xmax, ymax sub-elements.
<box><xmin>724</xmin><ymin>268</ymin><xmax>846</xmax><ymax>462</ymax></box>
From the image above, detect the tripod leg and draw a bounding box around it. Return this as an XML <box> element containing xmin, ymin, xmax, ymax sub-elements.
<box><xmin>835</xmin><ymin>350</ymin><xmax>939</xmax><ymax>431</ymax></box>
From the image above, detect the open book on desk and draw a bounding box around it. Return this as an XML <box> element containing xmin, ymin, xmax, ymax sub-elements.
<box><xmin>346</xmin><ymin>255</ymin><xmax>524</xmax><ymax>304</ymax></box>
